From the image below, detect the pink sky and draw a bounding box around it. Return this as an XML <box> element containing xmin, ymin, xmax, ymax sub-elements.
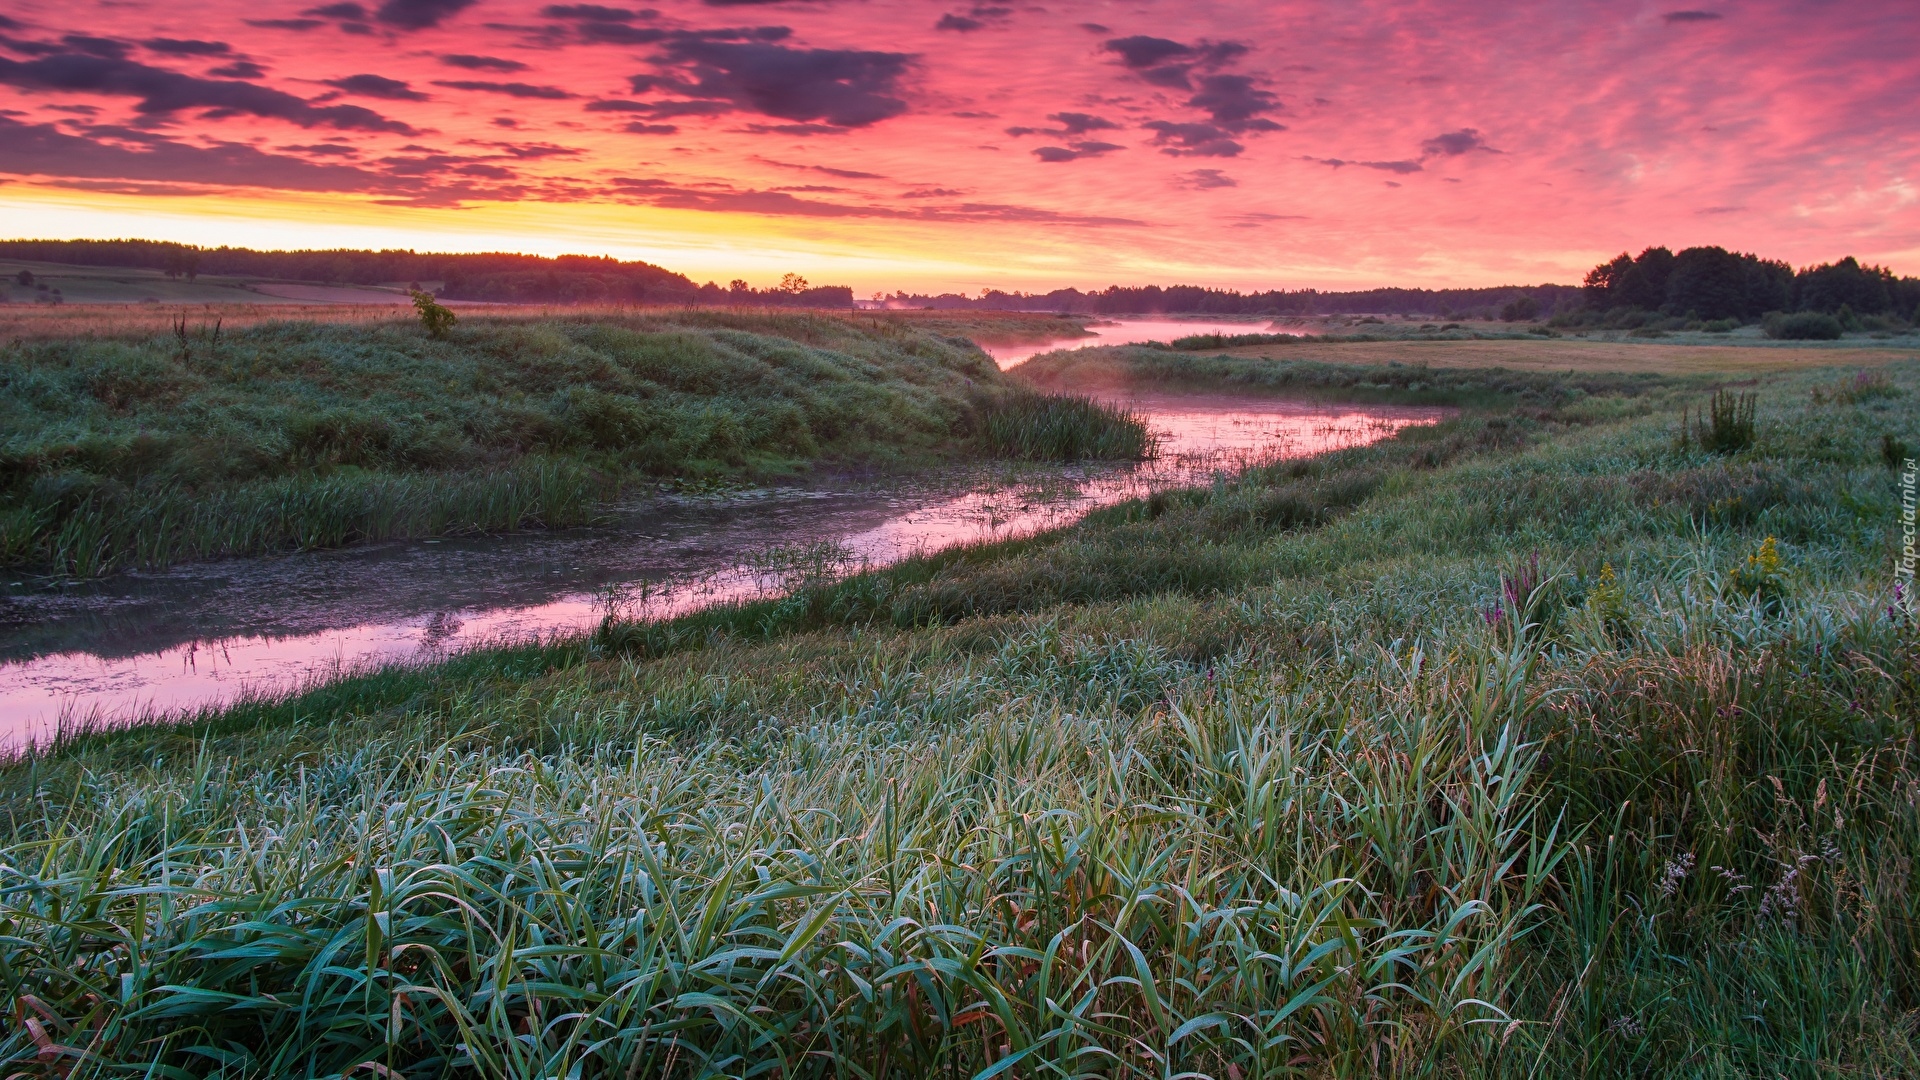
<box><xmin>1</xmin><ymin>0</ymin><xmax>1914</xmax><ymax>293</ymax></box>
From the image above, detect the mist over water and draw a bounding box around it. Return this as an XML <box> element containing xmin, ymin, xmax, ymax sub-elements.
<box><xmin>979</xmin><ymin>318</ymin><xmax>1293</xmax><ymax>369</ymax></box>
<box><xmin>0</xmin><ymin>395</ymin><xmax>1445</xmax><ymax>746</ymax></box>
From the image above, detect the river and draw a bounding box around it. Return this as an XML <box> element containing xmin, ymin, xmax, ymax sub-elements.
<box><xmin>0</xmin><ymin>393</ymin><xmax>1446</xmax><ymax>747</ymax></box>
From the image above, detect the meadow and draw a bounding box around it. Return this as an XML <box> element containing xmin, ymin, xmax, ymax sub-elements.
<box><xmin>0</xmin><ymin>336</ymin><xmax>1915</xmax><ymax>1076</ymax></box>
<box><xmin>0</xmin><ymin>309</ymin><xmax>1142</xmax><ymax>578</ymax></box>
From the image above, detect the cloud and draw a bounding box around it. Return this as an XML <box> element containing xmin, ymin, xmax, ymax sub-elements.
<box><xmin>936</xmin><ymin>4</ymin><xmax>1010</xmax><ymax>32</ymax></box>
<box><xmin>433</xmin><ymin>79</ymin><xmax>573</xmax><ymax>98</ymax></box>
<box><xmin>0</xmin><ymin>114</ymin><xmax>420</xmax><ymax>192</ymax></box>
<box><xmin>609</xmin><ymin>175</ymin><xmax>1143</xmax><ymax>225</ymax></box>
<box><xmin>1049</xmin><ymin>111</ymin><xmax>1116</xmax><ymax>135</ymax></box>
<box><xmin>634</xmin><ymin>40</ymin><xmax>914</xmax><ymax>128</ymax></box>
<box><xmin>755</xmin><ymin>156</ymin><xmax>887</xmax><ymax>180</ymax></box>
<box><xmin>1186</xmin><ymin>74</ymin><xmax>1281</xmax><ymax>131</ymax></box>
<box><xmin>1142</xmin><ymin>120</ymin><xmax>1242</xmax><ymax>157</ymax></box>
<box><xmin>1419</xmin><ymin>128</ymin><xmax>1499</xmax><ymax>156</ymax></box>
<box><xmin>1306</xmin><ymin>156</ymin><xmax>1422</xmax><ymax>173</ymax></box>
<box><xmin>327</xmin><ymin>73</ymin><xmax>428</xmax><ymax>100</ymax></box>
<box><xmin>1181</xmin><ymin>168</ymin><xmax>1235</xmax><ymax>189</ymax></box>
<box><xmin>1103</xmin><ymin>35</ymin><xmax>1246</xmax><ymax>89</ymax></box>
<box><xmin>245</xmin><ymin>19</ymin><xmax>326</xmax><ymax>31</ymax></box>
<box><xmin>1662</xmin><ymin>10</ymin><xmax>1722</xmax><ymax>22</ymax></box>
<box><xmin>374</xmin><ymin>0</ymin><xmax>478</xmax><ymax>30</ymax></box>
<box><xmin>305</xmin><ymin>3</ymin><xmax>369</xmax><ymax>17</ymax></box>
<box><xmin>1032</xmin><ymin>140</ymin><xmax>1121</xmax><ymax>162</ymax></box>
<box><xmin>1079</xmin><ymin>22</ymin><xmax>1108</xmax><ymax>33</ymax></box>
<box><xmin>56</xmin><ymin>35</ymin><xmax>133</xmax><ymax>60</ymax></box>
<box><xmin>541</xmin><ymin>4</ymin><xmax>654</xmax><ymax>18</ymax></box>
<box><xmin>208</xmin><ymin>61</ymin><xmax>266</xmax><ymax>78</ymax></box>
<box><xmin>1005</xmin><ymin>112</ymin><xmax>1118</xmax><ymax>139</ymax></box>
<box><xmin>441</xmin><ymin>53</ymin><xmax>527</xmax><ymax>71</ymax></box>
<box><xmin>142</xmin><ymin>39</ymin><xmax>231</xmax><ymax>56</ymax></box>
<box><xmin>587</xmin><ymin>98</ymin><xmax>730</xmax><ymax>118</ymax></box>
<box><xmin>622</xmin><ymin>121</ymin><xmax>677</xmax><ymax>133</ymax></box>
<box><xmin>0</xmin><ymin>52</ymin><xmax>416</xmax><ymax>133</ymax></box>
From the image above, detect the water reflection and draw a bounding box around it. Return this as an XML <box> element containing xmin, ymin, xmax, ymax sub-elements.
<box><xmin>979</xmin><ymin>318</ymin><xmax>1292</xmax><ymax>369</ymax></box>
<box><xmin>0</xmin><ymin>396</ymin><xmax>1446</xmax><ymax>745</ymax></box>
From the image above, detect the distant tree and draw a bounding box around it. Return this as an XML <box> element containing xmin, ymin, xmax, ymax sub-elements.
<box><xmin>1794</xmin><ymin>256</ymin><xmax>1894</xmax><ymax>314</ymax></box>
<box><xmin>161</xmin><ymin>246</ymin><xmax>200</xmax><ymax>281</ymax></box>
<box><xmin>1616</xmin><ymin>246</ymin><xmax>1674</xmax><ymax>311</ymax></box>
<box><xmin>729</xmin><ymin>279</ymin><xmax>750</xmax><ymax>294</ymax></box>
<box><xmin>1499</xmin><ymin>295</ymin><xmax>1540</xmax><ymax>321</ymax></box>
<box><xmin>778</xmin><ymin>273</ymin><xmax>809</xmax><ymax>294</ymax></box>
<box><xmin>14</xmin><ymin>270</ymin><xmax>30</xmax><ymax>286</ymax></box>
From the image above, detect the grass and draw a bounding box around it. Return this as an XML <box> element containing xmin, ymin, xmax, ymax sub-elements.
<box><xmin>1</xmin><ymin>357</ymin><xmax>1917</xmax><ymax>1077</ymax></box>
<box><xmin>0</xmin><ymin>310</ymin><xmax>1147</xmax><ymax>577</ymax></box>
<box><xmin>1015</xmin><ymin>344</ymin><xmax>1679</xmax><ymax>407</ymax></box>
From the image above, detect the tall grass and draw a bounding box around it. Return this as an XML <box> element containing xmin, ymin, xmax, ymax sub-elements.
<box><xmin>980</xmin><ymin>392</ymin><xmax>1155</xmax><ymax>461</ymax></box>
<box><xmin>0</xmin><ymin>460</ymin><xmax>604</xmax><ymax>578</ymax></box>
<box><xmin>2</xmin><ymin>361</ymin><xmax>1917</xmax><ymax>1077</ymax></box>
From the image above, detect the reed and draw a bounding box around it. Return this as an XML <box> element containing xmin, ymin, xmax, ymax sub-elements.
<box><xmin>1</xmin><ymin>361</ymin><xmax>1916</xmax><ymax>1077</ymax></box>
<box><xmin>979</xmin><ymin>391</ymin><xmax>1156</xmax><ymax>461</ymax></box>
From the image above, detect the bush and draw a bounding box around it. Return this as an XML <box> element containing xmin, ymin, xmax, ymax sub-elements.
<box><xmin>1763</xmin><ymin>311</ymin><xmax>1843</xmax><ymax>340</ymax></box>
<box><xmin>411</xmin><ymin>290</ymin><xmax>458</xmax><ymax>339</ymax></box>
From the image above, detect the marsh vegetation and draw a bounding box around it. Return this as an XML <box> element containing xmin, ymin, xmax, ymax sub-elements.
<box><xmin>1</xmin><ymin>346</ymin><xmax>1915</xmax><ymax>1076</ymax></box>
<box><xmin>0</xmin><ymin>310</ymin><xmax>1147</xmax><ymax>577</ymax></box>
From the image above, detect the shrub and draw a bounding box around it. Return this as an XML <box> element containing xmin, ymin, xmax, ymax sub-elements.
<box><xmin>1763</xmin><ymin>311</ymin><xmax>1843</xmax><ymax>340</ymax></box>
<box><xmin>411</xmin><ymin>290</ymin><xmax>458</xmax><ymax>339</ymax></box>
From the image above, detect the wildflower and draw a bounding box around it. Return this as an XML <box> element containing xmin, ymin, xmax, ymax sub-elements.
<box><xmin>1756</xmin><ymin>854</ymin><xmax>1818</xmax><ymax>924</ymax></box>
<box><xmin>1657</xmin><ymin>852</ymin><xmax>1694</xmax><ymax>898</ymax></box>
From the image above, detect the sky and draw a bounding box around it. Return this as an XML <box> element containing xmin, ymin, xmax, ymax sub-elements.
<box><xmin>0</xmin><ymin>0</ymin><xmax>1915</xmax><ymax>295</ymax></box>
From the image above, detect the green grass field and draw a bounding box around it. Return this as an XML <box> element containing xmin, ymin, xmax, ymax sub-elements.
<box><xmin>0</xmin><ymin>310</ymin><xmax>1144</xmax><ymax>578</ymax></box>
<box><xmin>2</xmin><ymin>346</ymin><xmax>1915</xmax><ymax>1076</ymax></box>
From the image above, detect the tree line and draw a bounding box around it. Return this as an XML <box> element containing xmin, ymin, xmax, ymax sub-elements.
<box><xmin>1581</xmin><ymin>246</ymin><xmax>1920</xmax><ymax>322</ymax></box>
<box><xmin>5</xmin><ymin>237</ymin><xmax>1912</xmax><ymax>322</ymax></box>
<box><xmin>0</xmin><ymin>239</ymin><xmax>852</xmax><ymax>309</ymax></box>
<box><xmin>871</xmin><ymin>283</ymin><xmax>1585</xmax><ymax>320</ymax></box>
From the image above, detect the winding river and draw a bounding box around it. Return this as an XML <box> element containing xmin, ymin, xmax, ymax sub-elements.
<box><xmin>0</xmin><ymin>392</ymin><xmax>1446</xmax><ymax>747</ymax></box>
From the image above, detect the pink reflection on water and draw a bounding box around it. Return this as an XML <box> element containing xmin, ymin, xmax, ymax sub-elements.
<box><xmin>0</xmin><ymin>398</ymin><xmax>1445</xmax><ymax>747</ymax></box>
<box><xmin>979</xmin><ymin>318</ymin><xmax>1294</xmax><ymax>369</ymax></box>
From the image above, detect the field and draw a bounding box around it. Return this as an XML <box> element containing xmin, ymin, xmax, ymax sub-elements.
<box><xmin>1</xmin><ymin>327</ymin><xmax>1915</xmax><ymax>1077</ymax></box>
<box><xmin>0</xmin><ymin>258</ymin><xmax>421</xmax><ymax>308</ymax></box>
<box><xmin>0</xmin><ymin>308</ymin><xmax>1142</xmax><ymax>578</ymax></box>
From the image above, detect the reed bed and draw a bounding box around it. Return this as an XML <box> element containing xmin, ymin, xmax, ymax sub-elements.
<box><xmin>1</xmin><ymin>361</ymin><xmax>1916</xmax><ymax>1077</ymax></box>
<box><xmin>980</xmin><ymin>392</ymin><xmax>1156</xmax><ymax>461</ymax></box>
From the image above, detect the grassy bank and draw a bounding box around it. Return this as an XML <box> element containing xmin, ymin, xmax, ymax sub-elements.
<box><xmin>2</xmin><ymin>359</ymin><xmax>1917</xmax><ymax>1077</ymax></box>
<box><xmin>1014</xmin><ymin>343</ymin><xmax>1679</xmax><ymax>407</ymax></box>
<box><xmin>0</xmin><ymin>310</ymin><xmax>1145</xmax><ymax>577</ymax></box>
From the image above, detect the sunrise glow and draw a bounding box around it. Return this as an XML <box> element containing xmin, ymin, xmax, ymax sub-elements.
<box><xmin>2</xmin><ymin>1</ymin><xmax>1916</xmax><ymax>291</ymax></box>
